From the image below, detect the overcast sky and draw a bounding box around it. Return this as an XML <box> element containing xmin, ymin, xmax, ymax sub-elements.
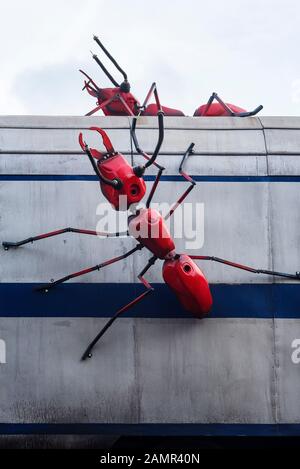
<box><xmin>1</xmin><ymin>0</ymin><xmax>300</xmax><ymax>116</ymax></box>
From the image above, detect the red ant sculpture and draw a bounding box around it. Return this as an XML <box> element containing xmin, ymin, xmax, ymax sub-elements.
<box><xmin>3</xmin><ymin>119</ymin><xmax>300</xmax><ymax>361</ymax></box>
<box><xmin>80</xmin><ymin>36</ymin><xmax>184</xmax><ymax>117</ymax></box>
<box><xmin>193</xmin><ymin>92</ymin><xmax>263</xmax><ymax>117</ymax></box>
<box><xmin>77</xmin><ymin>115</ymin><xmax>163</xmax><ymax>210</ymax></box>
<box><xmin>80</xmin><ymin>36</ymin><xmax>263</xmax><ymax>118</ymax></box>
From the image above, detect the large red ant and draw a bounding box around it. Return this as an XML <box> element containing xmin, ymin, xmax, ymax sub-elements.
<box><xmin>3</xmin><ymin>117</ymin><xmax>300</xmax><ymax>361</ymax></box>
<box><xmin>80</xmin><ymin>36</ymin><xmax>183</xmax><ymax>117</ymax></box>
<box><xmin>80</xmin><ymin>36</ymin><xmax>263</xmax><ymax>118</ymax></box>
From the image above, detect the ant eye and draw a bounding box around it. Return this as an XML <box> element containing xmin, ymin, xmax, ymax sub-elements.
<box><xmin>130</xmin><ymin>185</ymin><xmax>139</xmax><ymax>196</ymax></box>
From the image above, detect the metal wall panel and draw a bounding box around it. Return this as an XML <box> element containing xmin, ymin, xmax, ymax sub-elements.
<box><xmin>0</xmin><ymin>115</ymin><xmax>300</xmax><ymax>435</ymax></box>
<box><xmin>0</xmin><ymin>318</ymin><xmax>274</xmax><ymax>424</ymax></box>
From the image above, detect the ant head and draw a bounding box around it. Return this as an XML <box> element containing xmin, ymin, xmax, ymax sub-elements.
<box><xmin>92</xmin><ymin>37</ymin><xmax>130</xmax><ymax>91</ymax></box>
<box><xmin>120</xmin><ymin>80</ymin><xmax>131</xmax><ymax>93</ymax></box>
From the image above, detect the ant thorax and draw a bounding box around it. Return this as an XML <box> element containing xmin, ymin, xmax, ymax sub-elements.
<box><xmin>128</xmin><ymin>208</ymin><xmax>175</xmax><ymax>260</ymax></box>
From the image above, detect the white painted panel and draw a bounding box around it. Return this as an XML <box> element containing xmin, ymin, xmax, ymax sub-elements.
<box><xmin>265</xmin><ymin>129</ymin><xmax>300</xmax><ymax>154</ymax></box>
<box><xmin>0</xmin><ymin>153</ymin><xmax>132</xmax><ymax>175</ymax></box>
<box><xmin>132</xmin><ymin>129</ymin><xmax>265</xmax><ymax>154</ymax></box>
<box><xmin>137</xmin><ymin>318</ymin><xmax>274</xmax><ymax>423</ymax></box>
<box><xmin>0</xmin><ymin>128</ymin><xmax>131</xmax><ymax>154</ymax></box>
<box><xmin>132</xmin><ymin>116</ymin><xmax>262</xmax><ymax>130</ymax></box>
<box><xmin>0</xmin><ymin>153</ymin><xmax>267</xmax><ymax>176</ymax></box>
<box><xmin>0</xmin><ymin>115</ymin><xmax>262</xmax><ymax>130</ymax></box>
<box><xmin>270</xmin><ymin>183</ymin><xmax>300</xmax><ymax>280</ymax></box>
<box><xmin>0</xmin><ymin>181</ymin><xmax>135</xmax><ymax>283</ymax></box>
<box><xmin>0</xmin><ymin>115</ymin><xmax>131</xmax><ymax>129</ymax></box>
<box><xmin>0</xmin><ymin>317</ymin><xmax>275</xmax><ymax>424</ymax></box>
<box><xmin>275</xmin><ymin>319</ymin><xmax>300</xmax><ymax>423</ymax></box>
<box><xmin>260</xmin><ymin>116</ymin><xmax>300</xmax><ymax>129</ymax></box>
<box><xmin>136</xmin><ymin>153</ymin><xmax>267</xmax><ymax>176</ymax></box>
<box><xmin>267</xmin><ymin>155</ymin><xmax>300</xmax><ymax>175</ymax></box>
<box><xmin>0</xmin><ymin>127</ymin><xmax>265</xmax><ymax>155</ymax></box>
<box><xmin>0</xmin><ymin>318</ymin><xmax>137</xmax><ymax>423</ymax></box>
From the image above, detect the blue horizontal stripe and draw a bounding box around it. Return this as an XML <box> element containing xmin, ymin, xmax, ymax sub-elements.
<box><xmin>0</xmin><ymin>283</ymin><xmax>299</xmax><ymax>318</ymax></box>
<box><xmin>0</xmin><ymin>423</ymin><xmax>299</xmax><ymax>436</ymax></box>
<box><xmin>1</xmin><ymin>175</ymin><xmax>300</xmax><ymax>182</ymax></box>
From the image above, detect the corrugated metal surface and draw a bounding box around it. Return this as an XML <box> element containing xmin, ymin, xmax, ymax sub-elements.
<box><xmin>0</xmin><ymin>116</ymin><xmax>300</xmax><ymax>439</ymax></box>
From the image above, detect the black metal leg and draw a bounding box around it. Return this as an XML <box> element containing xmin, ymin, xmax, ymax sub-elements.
<box><xmin>131</xmin><ymin>83</ymin><xmax>164</xmax><ymax>171</ymax></box>
<box><xmin>81</xmin><ymin>256</ymin><xmax>157</xmax><ymax>360</ymax></box>
<box><xmin>202</xmin><ymin>92</ymin><xmax>263</xmax><ymax>117</ymax></box>
<box><xmin>93</xmin><ymin>35</ymin><xmax>128</xmax><ymax>83</ymax></box>
<box><xmin>164</xmin><ymin>143</ymin><xmax>196</xmax><ymax>220</ymax></box>
<box><xmin>36</xmin><ymin>245</ymin><xmax>142</xmax><ymax>293</ymax></box>
<box><xmin>189</xmin><ymin>255</ymin><xmax>300</xmax><ymax>280</ymax></box>
<box><xmin>146</xmin><ymin>166</ymin><xmax>165</xmax><ymax>208</ymax></box>
<box><xmin>2</xmin><ymin>227</ymin><xmax>128</xmax><ymax>250</ymax></box>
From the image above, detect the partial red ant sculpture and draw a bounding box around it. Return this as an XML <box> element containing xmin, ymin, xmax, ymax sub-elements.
<box><xmin>3</xmin><ymin>119</ymin><xmax>300</xmax><ymax>361</ymax></box>
<box><xmin>193</xmin><ymin>92</ymin><xmax>263</xmax><ymax>117</ymax></box>
<box><xmin>80</xmin><ymin>36</ymin><xmax>263</xmax><ymax>118</ymax></box>
<box><xmin>77</xmin><ymin>117</ymin><xmax>163</xmax><ymax>210</ymax></box>
<box><xmin>80</xmin><ymin>35</ymin><xmax>183</xmax><ymax>117</ymax></box>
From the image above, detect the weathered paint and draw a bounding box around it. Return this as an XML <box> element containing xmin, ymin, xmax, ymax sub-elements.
<box><xmin>0</xmin><ymin>116</ymin><xmax>300</xmax><ymax>441</ymax></box>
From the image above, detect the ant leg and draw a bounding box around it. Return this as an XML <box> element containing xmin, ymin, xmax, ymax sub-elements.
<box><xmin>85</xmin><ymin>103</ymin><xmax>107</xmax><ymax>117</ymax></box>
<box><xmin>81</xmin><ymin>255</ymin><xmax>157</xmax><ymax>360</ymax></box>
<box><xmin>139</xmin><ymin>82</ymin><xmax>162</xmax><ymax>114</ymax></box>
<box><xmin>90</xmin><ymin>51</ymin><xmax>120</xmax><ymax>87</ymax></box>
<box><xmin>202</xmin><ymin>92</ymin><xmax>234</xmax><ymax>116</ymax></box>
<box><xmin>164</xmin><ymin>143</ymin><xmax>196</xmax><ymax>220</ymax></box>
<box><xmin>79</xmin><ymin>70</ymin><xmax>100</xmax><ymax>93</ymax></box>
<box><xmin>35</xmin><ymin>244</ymin><xmax>143</xmax><ymax>293</ymax></box>
<box><xmin>131</xmin><ymin>83</ymin><xmax>164</xmax><ymax>171</ymax></box>
<box><xmin>93</xmin><ymin>36</ymin><xmax>128</xmax><ymax>84</ymax></box>
<box><xmin>85</xmin><ymin>93</ymin><xmax>135</xmax><ymax>117</ymax></box>
<box><xmin>146</xmin><ymin>165</ymin><xmax>165</xmax><ymax>208</ymax></box>
<box><xmin>202</xmin><ymin>92</ymin><xmax>263</xmax><ymax>117</ymax></box>
<box><xmin>2</xmin><ymin>228</ymin><xmax>129</xmax><ymax>250</ymax></box>
<box><xmin>188</xmin><ymin>255</ymin><xmax>300</xmax><ymax>281</ymax></box>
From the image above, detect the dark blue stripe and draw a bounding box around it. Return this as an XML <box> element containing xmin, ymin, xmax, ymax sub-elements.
<box><xmin>0</xmin><ymin>423</ymin><xmax>299</xmax><ymax>436</ymax></box>
<box><xmin>0</xmin><ymin>283</ymin><xmax>299</xmax><ymax>318</ymax></box>
<box><xmin>145</xmin><ymin>175</ymin><xmax>300</xmax><ymax>183</ymax></box>
<box><xmin>1</xmin><ymin>175</ymin><xmax>300</xmax><ymax>182</ymax></box>
<box><xmin>0</xmin><ymin>175</ymin><xmax>99</xmax><ymax>181</ymax></box>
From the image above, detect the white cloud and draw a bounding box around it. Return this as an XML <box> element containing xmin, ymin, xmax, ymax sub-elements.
<box><xmin>1</xmin><ymin>0</ymin><xmax>300</xmax><ymax>115</ymax></box>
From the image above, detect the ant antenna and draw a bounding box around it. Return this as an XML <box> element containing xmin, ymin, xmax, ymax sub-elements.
<box><xmin>90</xmin><ymin>51</ymin><xmax>120</xmax><ymax>87</ymax></box>
<box><xmin>93</xmin><ymin>36</ymin><xmax>130</xmax><ymax>92</ymax></box>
